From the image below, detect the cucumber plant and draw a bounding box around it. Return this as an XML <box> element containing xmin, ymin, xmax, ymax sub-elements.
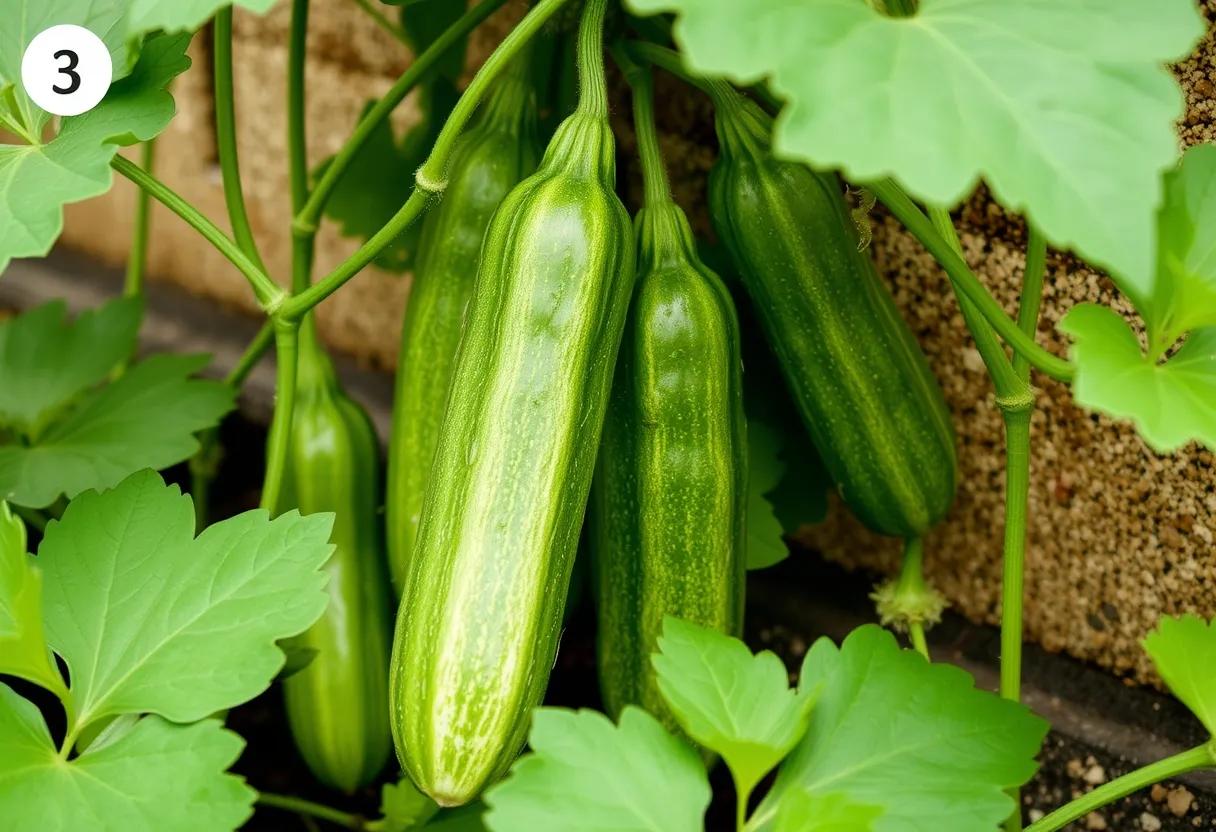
<box><xmin>0</xmin><ymin>0</ymin><xmax>1215</xmax><ymax>830</ymax></box>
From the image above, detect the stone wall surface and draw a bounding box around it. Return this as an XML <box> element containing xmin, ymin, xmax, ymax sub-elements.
<box><xmin>55</xmin><ymin>0</ymin><xmax>1216</xmax><ymax>683</ymax></box>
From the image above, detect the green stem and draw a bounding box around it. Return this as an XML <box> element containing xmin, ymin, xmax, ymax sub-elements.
<box><xmin>110</xmin><ymin>156</ymin><xmax>284</xmax><ymax>311</ymax></box>
<box><xmin>124</xmin><ymin>139</ymin><xmax>156</xmax><ymax>297</ymax></box>
<box><xmin>260</xmin><ymin>320</ymin><xmax>300</xmax><ymax>513</ymax></box>
<box><xmin>351</xmin><ymin>0</ymin><xmax>410</xmax><ymax>46</ymax></box>
<box><xmin>213</xmin><ymin>7</ymin><xmax>268</xmax><ymax>274</ymax></box>
<box><xmin>282</xmin><ymin>0</ymin><xmax>573</xmax><ymax>322</ymax></box>
<box><xmin>256</xmin><ymin>792</ymin><xmax>365</xmax><ymax>830</ymax></box>
<box><xmin>869</xmin><ymin>179</ymin><xmax>1073</xmax><ymax>383</ymax></box>
<box><xmin>288</xmin><ymin>0</ymin><xmax>311</xmax><ymax>243</ymax></box>
<box><xmin>896</xmin><ymin>537</ymin><xmax>930</xmax><ymax>660</ymax></box>
<box><xmin>735</xmin><ymin>776</ymin><xmax>752</xmax><ymax>832</ymax></box>
<box><xmin>999</xmin><ymin>405</ymin><xmax>1032</xmax><ymax>705</ymax></box>
<box><xmin>574</xmin><ymin>0</ymin><xmax>610</xmax><ymax>119</ymax></box>
<box><xmin>614</xmin><ymin>47</ymin><xmax>670</xmax><ymax>207</ymax></box>
<box><xmin>1025</xmin><ymin>745</ymin><xmax>1216</xmax><ymax>832</ymax></box>
<box><xmin>227</xmin><ymin>322</ymin><xmax>276</xmax><ymax>388</ymax></box>
<box><xmin>294</xmin><ymin>0</ymin><xmax>509</xmax><ymax>234</ymax></box>
<box><xmin>1014</xmin><ymin>225</ymin><xmax>1047</xmax><ymax>382</ymax></box>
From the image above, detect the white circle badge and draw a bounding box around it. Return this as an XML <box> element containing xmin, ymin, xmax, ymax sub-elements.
<box><xmin>21</xmin><ymin>25</ymin><xmax>113</xmax><ymax>117</ymax></box>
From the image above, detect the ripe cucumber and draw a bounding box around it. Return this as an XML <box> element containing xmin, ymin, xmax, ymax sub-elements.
<box><xmin>389</xmin><ymin>0</ymin><xmax>634</xmax><ymax>805</ymax></box>
<box><xmin>709</xmin><ymin>94</ymin><xmax>957</xmax><ymax>538</ymax></box>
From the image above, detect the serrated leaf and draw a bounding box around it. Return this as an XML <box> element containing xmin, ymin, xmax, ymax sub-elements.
<box><xmin>0</xmin><ymin>685</ymin><xmax>253</xmax><ymax>832</ymax></box>
<box><xmin>368</xmin><ymin>777</ymin><xmax>440</xmax><ymax>832</ymax></box>
<box><xmin>653</xmin><ymin>617</ymin><xmax>814</xmax><ymax>796</ymax></box>
<box><xmin>125</xmin><ymin>0</ymin><xmax>278</xmax><ymax>36</ymax></box>
<box><xmin>1143</xmin><ymin>615</ymin><xmax>1216</xmax><ymax>736</ymax></box>
<box><xmin>0</xmin><ymin>298</ymin><xmax>141</xmax><ymax>436</ymax></box>
<box><xmin>629</xmin><ymin>0</ymin><xmax>1204</xmax><ymax>298</ymax></box>
<box><xmin>746</xmin><ymin>419</ymin><xmax>789</xmax><ymax>570</ymax></box>
<box><xmin>774</xmin><ymin>790</ymin><xmax>883</xmax><ymax>832</ymax></box>
<box><xmin>0</xmin><ymin>33</ymin><xmax>191</xmax><ymax>275</ymax></box>
<box><xmin>0</xmin><ymin>353</ymin><xmax>235</xmax><ymax>508</ymax></box>
<box><xmin>483</xmin><ymin>708</ymin><xmax>711</xmax><ymax>832</ymax></box>
<box><xmin>0</xmin><ymin>503</ymin><xmax>63</xmax><ymax>694</ymax></box>
<box><xmin>37</xmin><ymin>470</ymin><xmax>335</xmax><ymax>728</ymax></box>
<box><xmin>1060</xmin><ymin>305</ymin><xmax>1216</xmax><ymax>452</ymax></box>
<box><xmin>753</xmin><ymin>625</ymin><xmax>1048</xmax><ymax>832</ymax></box>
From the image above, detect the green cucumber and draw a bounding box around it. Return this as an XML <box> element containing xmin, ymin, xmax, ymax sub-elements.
<box><xmin>590</xmin><ymin>63</ymin><xmax>746</xmax><ymax>737</ymax></box>
<box><xmin>709</xmin><ymin>92</ymin><xmax>957</xmax><ymax>538</ymax></box>
<box><xmin>389</xmin><ymin>0</ymin><xmax>634</xmax><ymax>805</ymax></box>
<box><xmin>278</xmin><ymin>320</ymin><xmax>392</xmax><ymax>793</ymax></box>
<box><xmin>385</xmin><ymin>61</ymin><xmax>541</xmax><ymax>596</ymax></box>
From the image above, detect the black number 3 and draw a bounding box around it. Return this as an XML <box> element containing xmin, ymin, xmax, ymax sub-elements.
<box><xmin>52</xmin><ymin>49</ymin><xmax>81</xmax><ymax>95</ymax></box>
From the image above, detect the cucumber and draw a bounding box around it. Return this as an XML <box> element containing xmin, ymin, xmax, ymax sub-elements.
<box><xmin>708</xmin><ymin>93</ymin><xmax>957</xmax><ymax>538</ymax></box>
<box><xmin>386</xmin><ymin>62</ymin><xmax>541</xmax><ymax>596</ymax></box>
<box><xmin>388</xmin><ymin>0</ymin><xmax>634</xmax><ymax>805</ymax></box>
<box><xmin>590</xmin><ymin>64</ymin><xmax>746</xmax><ymax>738</ymax></box>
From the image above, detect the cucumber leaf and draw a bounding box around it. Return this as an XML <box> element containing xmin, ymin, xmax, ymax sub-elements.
<box><xmin>483</xmin><ymin>708</ymin><xmax>710</xmax><ymax>832</ymax></box>
<box><xmin>1060</xmin><ymin>306</ymin><xmax>1216</xmax><ymax>453</ymax></box>
<box><xmin>653</xmin><ymin>617</ymin><xmax>816</xmax><ymax>798</ymax></box>
<box><xmin>1143</xmin><ymin>615</ymin><xmax>1216</xmax><ymax>736</ymax></box>
<box><xmin>124</xmin><ymin>0</ymin><xmax>278</xmax><ymax>36</ymax></box>
<box><xmin>773</xmin><ymin>791</ymin><xmax>883</xmax><ymax>832</ymax></box>
<box><xmin>0</xmin><ymin>687</ymin><xmax>253</xmax><ymax>832</ymax></box>
<box><xmin>368</xmin><ymin>777</ymin><xmax>440</xmax><ymax>831</ymax></box>
<box><xmin>627</xmin><ymin>0</ymin><xmax>1203</xmax><ymax>299</ymax></box>
<box><xmin>37</xmin><ymin>470</ymin><xmax>334</xmax><ymax>727</ymax></box>
<box><xmin>0</xmin><ymin>503</ymin><xmax>62</xmax><ymax>694</ymax></box>
<box><xmin>0</xmin><ymin>33</ymin><xmax>190</xmax><ymax>276</ymax></box>
<box><xmin>753</xmin><ymin>625</ymin><xmax>1048</xmax><ymax>831</ymax></box>
<box><xmin>746</xmin><ymin>419</ymin><xmax>788</xmax><ymax>570</ymax></box>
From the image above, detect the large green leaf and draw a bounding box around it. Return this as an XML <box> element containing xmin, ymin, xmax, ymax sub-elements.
<box><xmin>627</xmin><ymin>0</ymin><xmax>1203</xmax><ymax>298</ymax></box>
<box><xmin>0</xmin><ymin>503</ymin><xmax>62</xmax><ymax>694</ymax></box>
<box><xmin>37</xmin><ymin>470</ymin><xmax>335</xmax><ymax>728</ymax></box>
<box><xmin>368</xmin><ymin>777</ymin><xmax>440</xmax><ymax>831</ymax></box>
<box><xmin>0</xmin><ymin>685</ymin><xmax>253</xmax><ymax>832</ymax></box>
<box><xmin>753</xmin><ymin>625</ymin><xmax>1048</xmax><ymax>831</ymax></box>
<box><xmin>746</xmin><ymin>419</ymin><xmax>788</xmax><ymax>570</ymax></box>
<box><xmin>0</xmin><ymin>352</ymin><xmax>234</xmax><ymax>508</ymax></box>
<box><xmin>1060</xmin><ymin>306</ymin><xmax>1216</xmax><ymax>452</ymax></box>
<box><xmin>773</xmin><ymin>791</ymin><xmax>883</xmax><ymax>832</ymax></box>
<box><xmin>125</xmin><ymin>0</ymin><xmax>278</xmax><ymax>35</ymax></box>
<box><xmin>483</xmin><ymin>708</ymin><xmax>711</xmax><ymax>832</ymax></box>
<box><xmin>0</xmin><ymin>33</ymin><xmax>190</xmax><ymax>275</ymax></box>
<box><xmin>1143</xmin><ymin>615</ymin><xmax>1216</xmax><ymax>736</ymax></box>
<box><xmin>653</xmin><ymin>617</ymin><xmax>815</xmax><ymax>797</ymax></box>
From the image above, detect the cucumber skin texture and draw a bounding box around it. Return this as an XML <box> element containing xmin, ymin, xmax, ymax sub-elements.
<box><xmin>389</xmin><ymin>112</ymin><xmax>636</xmax><ymax>806</ymax></box>
<box><xmin>709</xmin><ymin>107</ymin><xmax>957</xmax><ymax>539</ymax></box>
<box><xmin>279</xmin><ymin>325</ymin><xmax>392</xmax><ymax>793</ymax></box>
<box><xmin>591</xmin><ymin>202</ymin><xmax>746</xmax><ymax>733</ymax></box>
<box><xmin>385</xmin><ymin>79</ymin><xmax>541</xmax><ymax>597</ymax></box>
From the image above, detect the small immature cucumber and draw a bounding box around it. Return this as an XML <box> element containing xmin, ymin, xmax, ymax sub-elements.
<box><xmin>389</xmin><ymin>0</ymin><xmax>634</xmax><ymax>806</ymax></box>
<box><xmin>590</xmin><ymin>65</ymin><xmax>746</xmax><ymax>736</ymax></box>
<box><xmin>278</xmin><ymin>320</ymin><xmax>392</xmax><ymax>793</ymax></box>
<box><xmin>709</xmin><ymin>92</ymin><xmax>957</xmax><ymax>539</ymax></box>
<box><xmin>385</xmin><ymin>62</ymin><xmax>541</xmax><ymax>596</ymax></box>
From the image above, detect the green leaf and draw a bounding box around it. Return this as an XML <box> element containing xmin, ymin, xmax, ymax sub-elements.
<box><xmin>427</xmin><ymin>805</ymin><xmax>489</xmax><ymax>831</ymax></box>
<box><xmin>653</xmin><ymin>617</ymin><xmax>814</xmax><ymax>795</ymax></box>
<box><xmin>773</xmin><ymin>791</ymin><xmax>883</xmax><ymax>832</ymax></box>
<box><xmin>753</xmin><ymin>625</ymin><xmax>1048</xmax><ymax>832</ymax></box>
<box><xmin>1143</xmin><ymin>615</ymin><xmax>1216</xmax><ymax>736</ymax></box>
<box><xmin>628</xmin><ymin>0</ymin><xmax>1204</xmax><ymax>298</ymax></box>
<box><xmin>0</xmin><ymin>298</ymin><xmax>141</xmax><ymax>436</ymax></box>
<box><xmin>368</xmin><ymin>777</ymin><xmax>440</xmax><ymax>831</ymax></box>
<box><xmin>0</xmin><ymin>503</ymin><xmax>63</xmax><ymax>694</ymax></box>
<box><xmin>37</xmin><ymin>470</ymin><xmax>335</xmax><ymax>728</ymax></box>
<box><xmin>0</xmin><ymin>33</ymin><xmax>191</xmax><ymax>275</ymax></box>
<box><xmin>0</xmin><ymin>685</ymin><xmax>253</xmax><ymax>832</ymax></box>
<box><xmin>746</xmin><ymin>419</ymin><xmax>789</xmax><ymax>570</ymax></box>
<box><xmin>125</xmin><ymin>0</ymin><xmax>278</xmax><ymax>36</ymax></box>
<box><xmin>1146</xmin><ymin>143</ymin><xmax>1216</xmax><ymax>346</ymax></box>
<box><xmin>483</xmin><ymin>708</ymin><xmax>711</xmax><ymax>832</ymax></box>
<box><xmin>1060</xmin><ymin>305</ymin><xmax>1216</xmax><ymax>452</ymax></box>
<box><xmin>0</xmin><ymin>353</ymin><xmax>235</xmax><ymax>508</ymax></box>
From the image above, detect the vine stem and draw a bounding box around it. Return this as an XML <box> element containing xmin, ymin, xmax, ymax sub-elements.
<box><xmin>898</xmin><ymin>537</ymin><xmax>930</xmax><ymax>659</ymax></box>
<box><xmin>256</xmin><ymin>792</ymin><xmax>365</xmax><ymax>830</ymax></box>
<box><xmin>1024</xmin><ymin>745</ymin><xmax>1216</xmax><ymax>832</ymax></box>
<box><xmin>124</xmin><ymin>139</ymin><xmax>155</xmax><ymax>297</ymax></box>
<box><xmin>259</xmin><ymin>320</ymin><xmax>299</xmax><ymax>513</ymax></box>
<box><xmin>281</xmin><ymin>0</ymin><xmax>575</xmax><ymax>321</ymax></box>
<box><xmin>350</xmin><ymin>0</ymin><xmax>410</xmax><ymax>46</ymax></box>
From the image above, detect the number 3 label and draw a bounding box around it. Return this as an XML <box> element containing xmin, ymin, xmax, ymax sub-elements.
<box><xmin>21</xmin><ymin>25</ymin><xmax>112</xmax><ymax>117</ymax></box>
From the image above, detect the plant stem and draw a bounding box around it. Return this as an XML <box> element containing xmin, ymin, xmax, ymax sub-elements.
<box><xmin>896</xmin><ymin>536</ymin><xmax>930</xmax><ymax>659</ymax></box>
<box><xmin>1014</xmin><ymin>225</ymin><xmax>1047</xmax><ymax>382</ymax></box>
<box><xmin>288</xmin><ymin>0</ymin><xmax>311</xmax><ymax>247</ymax></box>
<box><xmin>256</xmin><ymin>793</ymin><xmax>365</xmax><ymax>830</ymax></box>
<box><xmin>124</xmin><ymin>139</ymin><xmax>156</xmax><ymax>297</ymax></box>
<box><xmin>281</xmin><ymin>0</ymin><xmax>574</xmax><ymax>321</ymax></box>
<box><xmin>735</xmin><ymin>776</ymin><xmax>752</xmax><ymax>832</ymax></box>
<box><xmin>214</xmin><ymin>8</ymin><xmax>268</xmax><ymax>274</ymax></box>
<box><xmin>1025</xmin><ymin>744</ymin><xmax>1216</xmax><ymax>832</ymax></box>
<box><xmin>351</xmin><ymin>0</ymin><xmax>410</xmax><ymax>46</ymax></box>
<box><xmin>260</xmin><ymin>320</ymin><xmax>300</xmax><ymax>513</ymax></box>
<box><xmin>227</xmin><ymin>322</ymin><xmax>276</xmax><ymax>388</ymax></box>
<box><xmin>294</xmin><ymin>0</ymin><xmax>509</xmax><ymax>234</ymax></box>
<box><xmin>110</xmin><ymin>156</ymin><xmax>284</xmax><ymax>311</ymax></box>
<box><xmin>999</xmin><ymin>406</ymin><xmax>1032</xmax><ymax>704</ymax></box>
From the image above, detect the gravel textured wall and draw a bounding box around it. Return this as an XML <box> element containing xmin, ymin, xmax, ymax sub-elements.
<box><xmin>56</xmin><ymin>0</ymin><xmax>1216</xmax><ymax>683</ymax></box>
